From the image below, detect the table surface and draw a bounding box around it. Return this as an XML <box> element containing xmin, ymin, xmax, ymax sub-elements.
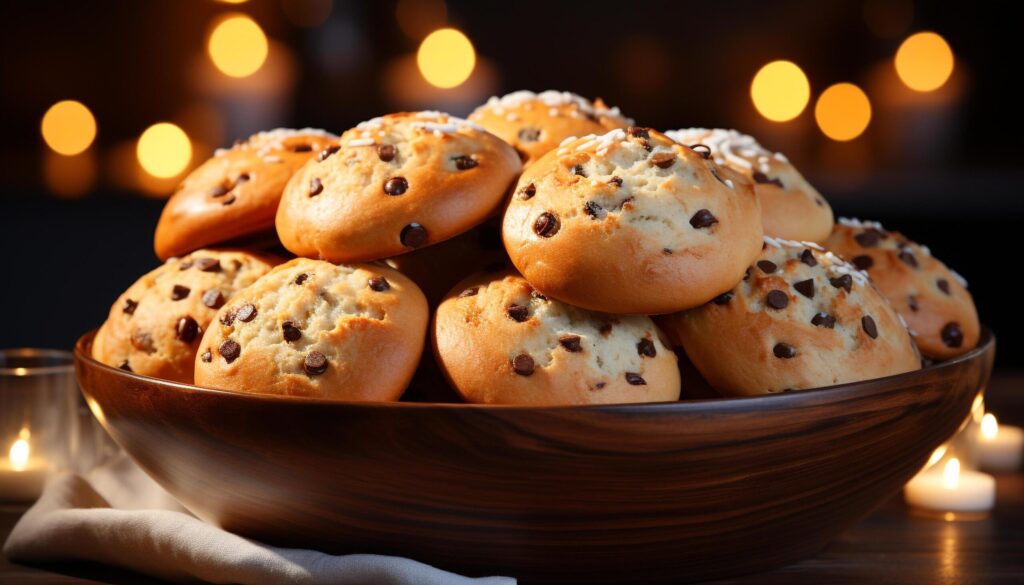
<box><xmin>2</xmin><ymin>375</ymin><xmax>1022</xmax><ymax>585</ymax></box>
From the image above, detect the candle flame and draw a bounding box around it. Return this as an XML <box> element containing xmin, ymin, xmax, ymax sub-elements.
<box><xmin>942</xmin><ymin>457</ymin><xmax>960</xmax><ymax>490</ymax></box>
<box><xmin>981</xmin><ymin>413</ymin><xmax>999</xmax><ymax>440</ymax></box>
<box><xmin>926</xmin><ymin>445</ymin><xmax>948</xmax><ymax>469</ymax></box>
<box><xmin>9</xmin><ymin>438</ymin><xmax>30</xmax><ymax>472</ymax></box>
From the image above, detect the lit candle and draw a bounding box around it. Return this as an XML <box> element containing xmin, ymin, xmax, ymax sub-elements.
<box><xmin>977</xmin><ymin>414</ymin><xmax>1023</xmax><ymax>472</ymax></box>
<box><xmin>0</xmin><ymin>429</ymin><xmax>50</xmax><ymax>502</ymax></box>
<box><xmin>904</xmin><ymin>457</ymin><xmax>995</xmax><ymax>514</ymax></box>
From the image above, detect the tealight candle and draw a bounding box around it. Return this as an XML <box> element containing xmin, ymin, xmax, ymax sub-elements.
<box><xmin>905</xmin><ymin>458</ymin><xmax>995</xmax><ymax>515</ymax></box>
<box><xmin>0</xmin><ymin>430</ymin><xmax>50</xmax><ymax>502</ymax></box>
<box><xmin>977</xmin><ymin>414</ymin><xmax>1023</xmax><ymax>472</ymax></box>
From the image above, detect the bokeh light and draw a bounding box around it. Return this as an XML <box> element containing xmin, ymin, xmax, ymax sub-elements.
<box><xmin>750</xmin><ymin>60</ymin><xmax>810</xmax><ymax>122</ymax></box>
<box><xmin>396</xmin><ymin>0</ymin><xmax>447</xmax><ymax>39</ymax></box>
<box><xmin>815</xmin><ymin>83</ymin><xmax>872</xmax><ymax>141</ymax></box>
<box><xmin>207</xmin><ymin>14</ymin><xmax>269</xmax><ymax>78</ymax></box>
<box><xmin>417</xmin><ymin>28</ymin><xmax>475</xmax><ymax>89</ymax></box>
<box><xmin>137</xmin><ymin>123</ymin><xmax>192</xmax><ymax>178</ymax></box>
<box><xmin>895</xmin><ymin>32</ymin><xmax>954</xmax><ymax>92</ymax></box>
<box><xmin>41</xmin><ymin>100</ymin><xmax>97</xmax><ymax>156</ymax></box>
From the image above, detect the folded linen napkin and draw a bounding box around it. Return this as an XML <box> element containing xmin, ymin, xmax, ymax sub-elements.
<box><xmin>3</xmin><ymin>455</ymin><xmax>515</xmax><ymax>585</ymax></box>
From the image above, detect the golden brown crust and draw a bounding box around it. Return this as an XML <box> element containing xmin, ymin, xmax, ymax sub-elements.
<box><xmin>659</xmin><ymin>238</ymin><xmax>921</xmax><ymax>396</ymax></box>
<box><xmin>154</xmin><ymin>129</ymin><xmax>339</xmax><ymax>260</ymax></box>
<box><xmin>665</xmin><ymin>128</ymin><xmax>833</xmax><ymax>242</ymax></box>
<box><xmin>502</xmin><ymin>128</ymin><xmax>763</xmax><ymax>314</ymax></box>
<box><xmin>433</xmin><ymin>271</ymin><xmax>680</xmax><ymax>405</ymax></box>
<box><xmin>275</xmin><ymin>112</ymin><xmax>521</xmax><ymax>263</ymax></box>
<box><xmin>824</xmin><ymin>220</ymin><xmax>979</xmax><ymax>359</ymax></box>
<box><xmin>193</xmin><ymin>258</ymin><xmax>428</xmax><ymax>401</ymax></box>
<box><xmin>469</xmin><ymin>91</ymin><xmax>632</xmax><ymax>166</ymax></box>
<box><xmin>92</xmin><ymin>249</ymin><xmax>278</xmax><ymax>383</ymax></box>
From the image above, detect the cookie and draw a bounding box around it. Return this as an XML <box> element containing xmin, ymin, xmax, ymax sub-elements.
<box><xmin>92</xmin><ymin>249</ymin><xmax>277</xmax><ymax>383</ymax></box>
<box><xmin>433</xmin><ymin>272</ymin><xmax>681</xmax><ymax>405</ymax></box>
<box><xmin>824</xmin><ymin>218</ymin><xmax>979</xmax><ymax>359</ymax></box>
<box><xmin>154</xmin><ymin>128</ymin><xmax>338</xmax><ymax>260</ymax></box>
<box><xmin>659</xmin><ymin>237</ymin><xmax>921</xmax><ymax>396</ymax></box>
<box><xmin>502</xmin><ymin>127</ymin><xmax>763</xmax><ymax>314</ymax></box>
<box><xmin>193</xmin><ymin>258</ymin><xmax>428</xmax><ymax>400</ymax></box>
<box><xmin>275</xmin><ymin>111</ymin><xmax>521</xmax><ymax>263</ymax></box>
<box><xmin>469</xmin><ymin>90</ymin><xmax>633</xmax><ymax>166</ymax></box>
<box><xmin>665</xmin><ymin>128</ymin><xmax>834</xmax><ymax>243</ymax></box>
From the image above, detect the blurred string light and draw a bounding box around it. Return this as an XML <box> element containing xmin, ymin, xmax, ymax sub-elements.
<box><xmin>750</xmin><ymin>61</ymin><xmax>810</xmax><ymax>122</ymax></box>
<box><xmin>396</xmin><ymin>0</ymin><xmax>447</xmax><ymax>39</ymax></box>
<box><xmin>895</xmin><ymin>32</ymin><xmax>954</xmax><ymax>92</ymax></box>
<box><xmin>137</xmin><ymin>123</ymin><xmax>192</xmax><ymax>178</ymax></box>
<box><xmin>815</xmin><ymin>83</ymin><xmax>872</xmax><ymax>141</ymax></box>
<box><xmin>41</xmin><ymin>100</ymin><xmax>96</xmax><ymax>156</ymax></box>
<box><xmin>207</xmin><ymin>14</ymin><xmax>268</xmax><ymax>78</ymax></box>
<box><xmin>417</xmin><ymin>28</ymin><xmax>475</xmax><ymax>89</ymax></box>
<box><xmin>215</xmin><ymin>0</ymin><xmax>249</xmax><ymax>4</ymax></box>
<box><xmin>282</xmin><ymin>0</ymin><xmax>332</xmax><ymax>28</ymax></box>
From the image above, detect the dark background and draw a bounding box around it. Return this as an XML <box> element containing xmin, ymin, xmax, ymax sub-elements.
<box><xmin>1</xmin><ymin>0</ymin><xmax>1018</xmax><ymax>367</ymax></box>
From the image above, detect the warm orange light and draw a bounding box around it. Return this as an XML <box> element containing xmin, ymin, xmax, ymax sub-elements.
<box><xmin>207</xmin><ymin>14</ymin><xmax>268</xmax><ymax>78</ymax></box>
<box><xmin>41</xmin><ymin>100</ymin><xmax>96</xmax><ymax>156</ymax></box>
<box><xmin>942</xmin><ymin>457</ymin><xmax>960</xmax><ymax>490</ymax></box>
<box><xmin>417</xmin><ymin>28</ymin><xmax>476</xmax><ymax>89</ymax></box>
<box><xmin>9</xmin><ymin>429</ymin><xmax>30</xmax><ymax>472</ymax></box>
<box><xmin>43</xmin><ymin>150</ymin><xmax>97</xmax><ymax>198</ymax></box>
<box><xmin>981</xmin><ymin>413</ymin><xmax>999</xmax><ymax>440</ymax></box>
<box><xmin>815</xmin><ymin>83</ymin><xmax>872</xmax><ymax>141</ymax></box>
<box><xmin>926</xmin><ymin>445</ymin><xmax>948</xmax><ymax>469</ymax></box>
<box><xmin>137</xmin><ymin>123</ymin><xmax>192</xmax><ymax>178</ymax></box>
<box><xmin>750</xmin><ymin>61</ymin><xmax>810</xmax><ymax>122</ymax></box>
<box><xmin>895</xmin><ymin>32</ymin><xmax>954</xmax><ymax>92</ymax></box>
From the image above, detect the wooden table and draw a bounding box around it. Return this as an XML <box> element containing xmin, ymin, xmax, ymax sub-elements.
<box><xmin>3</xmin><ymin>376</ymin><xmax>1021</xmax><ymax>584</ymax></box>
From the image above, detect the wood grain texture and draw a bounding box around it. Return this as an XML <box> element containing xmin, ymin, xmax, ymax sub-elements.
<box><xmin>73</xmin><ymin>329</ymin><xmax>995</xmax><ymax>584</ymax></box>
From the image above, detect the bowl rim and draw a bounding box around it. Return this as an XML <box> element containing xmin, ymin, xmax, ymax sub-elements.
<box><xmin>74</xmin><ymin>327</ymin><xmax>994</xmax><ymax>413</ymax></box>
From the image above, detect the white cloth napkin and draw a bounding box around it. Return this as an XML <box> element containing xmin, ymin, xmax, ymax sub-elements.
<box><xmin>3</xmin><ymin>455</ymin><xmax>515</xmax><ymax>585</ymax></box>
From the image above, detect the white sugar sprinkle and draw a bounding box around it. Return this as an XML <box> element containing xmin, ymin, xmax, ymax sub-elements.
<box><xmin>838</xmin><ymin>217</ymin><xmax>885</xmax><ymax>230</ymax></box>
<box><xmin>473</xmin><ymin>90</ymin><xmax>634</xmax><ymax>125</ymax></box>
<box><xmin>347</xmin><ymin>138</ymin><xmax>375</xmax><ymax>147</ymax></box>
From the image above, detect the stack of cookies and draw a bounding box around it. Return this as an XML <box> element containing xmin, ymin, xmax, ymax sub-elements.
<box><xmin>93</xmin><ymin>91</ymin><xmax>980</xmax><ymax>404</ymax></box>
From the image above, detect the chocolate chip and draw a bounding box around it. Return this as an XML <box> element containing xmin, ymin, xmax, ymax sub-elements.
<box><xmin>625</xmin><ymin>373</ymin><xmax>646</xmax><ymax>385</ymax></box>
<box><xmin>130</xmin><ymin>331</ymin><xmax>155</xmax><ymax>353</ymax></box>
<box><xmin>908</xmin><ymin>295</ymin><xmax>919</xmax><ymax>312</ymax></box>
<box><xmin>219</xmin><ymin>339</ymin><xmax>241</xmax><ymax>363</ymax></box>
<box><xmin>773</xmin><ymin>343</ymin><xmax>797</xmax><ymax>359</ymax></box>
<box><xmin>384</xmin><ymin>177</ymin><xmax>409</xmax><ymax>196</ymax></box>
<box><xmin>584</xmin><ymin>201</ymin><xmax>603</xmax><ymax>218</ymax></box>
<box><xmin>898</xmin><ymin>250</ymin><xmax>918</xmax><ymax>268</ymax></box>
<box><xmin>368</xmin><ymin>276</ymin><xmax>390</xmax><ymax>291</ymax></box>
<box><xmin>318</xmin><ymin>145</ymin><xmax>340</xmax><ymax>161</ymax></box>
<box><xmin>811</xmin><ymin>312</ymin><xmax>836</xmax><ymax>328</ymax></box>
<box><xmin>507</xmin><ymin>304</ymin><xmax>529</xmax><ymax>322</ymax></box>
<box><xmin>751</xmin><ymin>171</ymin><xmax>784</xmax><ymax>188</ymax></box>
<box><xmin>282</xmin><ymin>321</ymin><xmax>302</xmax><ymax>342</ymax></box>
<box><xmin>201</xmin><ymin>351</ymin><xmax>211</xmax><ymax>363</ymax></box>
<box><xmin>512</xmin><ymin>354</ymin><xmax>535</xmax><ymax>376</ymax></box>
<box><xmin>793</xmin><ymin>279</ymin><xmax>814</xmax><ymax>299</ymax></box>
<box><xmin>176</xmin><ymin>316</ymin><xmax>200</xmax><ymax>343</ymax></box>
<box><xmin>304</xmin><ymin>351</ymin><xmax>328</xmax><ymax>376</ymax></box>
<box><xmin>852</xmin><ymin>255</ymin><xmax>874</xmax><ymax>270</ymax></box>
<box><xmin>689</xmin><ymin>144</ymin><xmax>711</xmax><ymax>159</ymax></box>
<box><xmin>453</xmin><ymin>155</ymin><xmax>478</xmax><ymax>170</ymax></box>
<box><xmin>531</xmin><ymin>288</ymin><xmax>547</xmax><ymax>301</ymax></box>
<box><xmin>608</xmin><ymin>176</ymin><xmax>623</xmax><ymax>187</ymax></box>
<box><xmin>766</xmin><ymin>290</ymin><xmax>789</xmax><ymax>309</ymax></box>
<box><xmin>235</xmin><ymin>173</ymin><xmax>250</xmax><ymax>185</ymax></box>
<box><xmin>294</xmin><ymin>273</ymin><xmax>309</xmax><ymax>285</ymax></box>
<box><xmin>220</xmin><ymin>311</ymin><xmax>236</xmax><ymax>326</ymax></box>
<box><xmin>458</xmin><ymin>287</ymin><xmax>479</xmax><ymax>298</ymax></box>
<box><xmin>690</xmin><ymin>209</ymin><xmax>718</xmax><ymax>229</ymax></box>
<box><xmin>650</xmin><ymin>152</ymin><xmax>676</xmax><ymax>169</ymax></box>
<box><xmin>208</xmin><ymin>185</ymin><xmax>229</xmax><ymax>197</ymax></box>
<box><xmin>309</xmin><ymin>177</ymin><xmax>323</xmax><ymax>197</ymax></box>
<box><xmin>179</xmin><ymin>260</ymin><xmax>194</xmax><ymax>270</ymax></box>
<box><xmin>119</xmin><ymin>360</ymin><xmax>132</xmax><ymax>371</ymax></box>
<box><xmin>235</xmin><ymin>303</ymin><xmax>257</xmax><ymax>323</ymax></box>
<box><xmin>519</xmin><ymin>183</ymin><xmax>536</xmax><ymax>200</ymax></box>
<box><xmin>171</xmin><ymin>285</ymin><xmax>190</xmax><ymax>301</ymax></box>
<box><xmin>572</xmin><ymin>164</ymin><xmax>587</xmax><ymax>177</ymax></box>
<box><xmin>123</xmin><ymin>299</ymin><xmax>138</xmax><ymax>315</ymax></box>
<box><xmin>559</xmin><ymin>335</ymin><xmax>582</xmax><ymax>352</ymax></box>
<box><xmin>710</xmin><ymin>168</ymin><xmax>730</xmax><ymax>186</ymax></box>
<box><xmin>518</xmin><ymin>127</ymin><xmax>541</xmax><ymax>142</ymax></box>
<box><xmin>202</xmin><ymin>289</ymin><xmax>225</xmax><ymax>309</ymax></box>
<box><xmin>800</xmin><ymin>249</ymin><xmax>818</xmax><ymax>267</ymax></box>
<box><xmin>816</xmin><ymin>198</ymin><xmax>825</xmax><ymax>207</ymax></box>
<box><xmin>862</xmin><ymin>315</ymin><xmax>878</xmax><ymax>339</ymax></box>
<box><xmin>599</xmin><ymin>323</ymin><xmax>613</xmax><ymax>336</ymax></box>
<box><xmin>937</xmin><ymin>278</ymin><xmax>951</xmax><ymax>295</ymax></box>
<box><xmin>663</xmin><ymin>248</ymin><xmax>673</xmax><ymax>255</ymax></box>
<box><xmin>534</xmin><ymin>212</ymin><xmax>560</xmax><ymax>237</ymax></box>
<box><xmin>626</xmin><ymin>126</ymin><xmax>650</xmax><ymax>139</ymax></box>
<box><xmin>222</xmin><ymin>195</ymin><xmax>236</xmax><ymax>206</ymax></box>
<box><xmin>595</xmin><ymin>382</ymin><xmax>606</xmax><ymax>389</ymax></box>
<box><xmin>376</xmin><ymin>143</ymin><xmax>397</xmax><ymax>162</ymax></box>
<box><xmin>637</xmin><ymin>339</ymin><xmax>657</xmax><ymax>358</ymax></box>
<box><xmin>941</xmin><ymin>322</ymin><xmax>964</xmax><ymax>348</ymax></box>
<box><xmin>194</xmin><ymin>257</ymin><xmax>221</xmax><ymax>272</ymax></box>
<box><xmin>854</xmin><ymin>230</ymin><xmax>881</xmax><ymax>247</ymax></box>
<box><xmin>830</xmin><ymin>274</ymin><xmax>853</xmax><ymax>292</ymax></box>
<box><xmin>744</xmin><ymin>267</ymin><xmax>753</xmax><ymax>281</ymax></box>
<box><xmin>291</xmin><ymin>144</ymin><xmax>312</xmax><ymax>153</ymax></box>
<box><xmin>400</xmin><ymin>223</ymin><xmax>428</xmax><ymax>248</ymax></box>
<box><xmin>757</xmin><ymin>260</ymin><xmax>778</xmax><ymax>274</ymax></box>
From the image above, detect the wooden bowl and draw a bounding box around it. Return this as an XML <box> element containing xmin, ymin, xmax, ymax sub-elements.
<box><xmin>74</xmin><ymin>329</ymin><xmax>995</xmax><ymax>584</ymax></box>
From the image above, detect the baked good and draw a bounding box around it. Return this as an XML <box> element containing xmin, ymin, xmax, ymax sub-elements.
<box><xmin>469</xmin><ymin>90</ymin><xmax>633</xmax><ymax>166</ymax></box>
<box><xmin>92</xmin><ymin>249</ymin><xmax>277</xmax><ymax>383</ymax></box>
<box><xmin>659</xmin><ymin>236</ymin><xmax>921</xmax><ymax>396</ymax></box>
<box><xmin>824</xmin><ymin>218</ymin><xmax>979</xmax><ymax>359</ymax></box>
<box><xmin>433</xmin><ymin>271</ymin><xmax>680</xmax><ymax>405</ymax></box>
<box><xmin>665</xmin><ymin>128</ymin><xmax>834</xmax><ymax>243</ymax></box>
<box><xmin>502</xmin><ymin>127</ymin><xmax>763</xmax><ymax>314</ymax></box>
<box><xmin>154</xmin><ymin>128</ymin><xmax>339</xmax><ymax>260</ymax></box>
<box><xmin>275</xmin><ymin>111</ymin><xmax>521</xmax><ymax>263</ymax></box>
<box><xmin>193</xmin><ymin>258</ymin><xmax>428</xmax><ymax>400</ymax></box>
